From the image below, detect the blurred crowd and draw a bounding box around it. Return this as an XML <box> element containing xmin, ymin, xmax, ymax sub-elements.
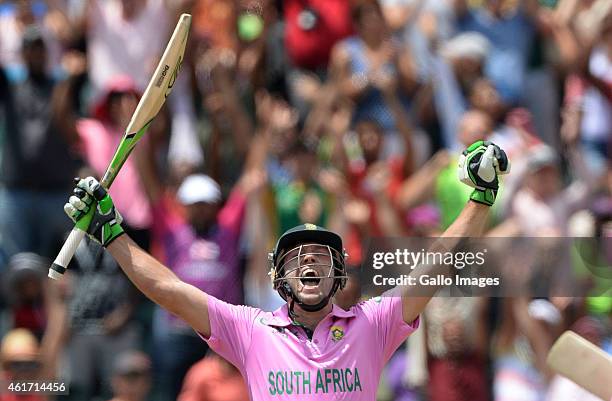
<box><xmin>0</xmin><ymin>0</ymin><xmax>611</xmax><ymax>400</ymax></box>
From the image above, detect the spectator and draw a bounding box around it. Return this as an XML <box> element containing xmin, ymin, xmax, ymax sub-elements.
<box><xmin>430</xmin><ymin>31</ymin><xmax>491</xmax><ymax>151</ymax></box>
<box><xmin>284</xmin><ymin>0</ymin><xmax>353</xmax><ymax>72</ymax></box>
<box><xmin>267</xmin><ymin>139</ymin><xmax>332</xmax><ymax>233</ymax></box>
<box><xmin>0</xmin><ymin>329</ymin><xmax>47</xmax><ymax>401</ymax></box>
<box><xmin>1</xmin><ymin>253</ymin><xmax>48</xmax><ymax>339</ymax></box>
<box><xmin>325</xmin><ymin>77</ymin><xmax>417</xmax><ymax>267</ymax></box>
<box><xmin>138</xmin><ymin>133</ymin><xmax>266</xmax><ymax>400</ymax></box>
<box><xmin>84</xmin><ymin>0</ymin><xmax>170</xmax><ymax>95</ymax></box>
<box><xmin>0</xmin><ymin>65</ymin><xmax>11</xmax><ymax>180</ymax></box>
<box><xmin>331</xmin><ymin>0</ymin><xmax>419</xmax><ymax>144</ymax></box>
<box><xmin>395</xmin><ymin>109</ymin><xmax>490</xmax><ymax>229</ymax></box>
<box><xmin>0</xmin><ymin>279</ymin><xmax>68</xmax><ymax>400</ymax></box>
<box><xmin>62</xmin><ymin>237</ymin><xmax>142</xmax><ymax>401</ymax></box>
<box><xmin>454</xmin><ymin>0</ymin><xmax>538</xmax><ymax>105</ymax></box>
<box><xmin>0</xmin><ymin>26</ymin><xmax>81</xmax><ymax>262</ymax></box>
<box><xmin>83</xmin><ymin>0</ymin><xmax>202</xmax><ymax>178</ymax></box>
<box><xmin>565</xmin><ymin>52</ymin><xmax>612</xmax><ymax>177</ymax></box>
<box><xmin>493</xmin><ymin>298</ymin><xmax>561</xmax><ymax>401</ymax></box>
<box><xmin>511</xmin><ymin>141</ymin><xmax>595</xmax><ymax>236</ymax></box>
<box><xmin>178</xmin><ymin>354</ymin><xmax>249</xmax><ymax>401</ymax></box>
<box><xmin>424</xmin><ymin>298</ymin><xmax>490</xmax><ymax>401</ymax></box>
<box><xmin>108</xmin><ymin>351</ymin><xmax>152</xmax><ymax>401</ymax></box>
<box><xmin>250</xmin><ymin>92</ymin><xmax>333</xmax><ymax>236</ymax></box>
<box><xmin>0</xmin><ymin>0</ymin><xmax>68</xmax><ymax>82</ymax></box>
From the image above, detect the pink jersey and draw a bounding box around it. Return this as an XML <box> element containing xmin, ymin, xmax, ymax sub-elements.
<box><xmin>200</xmin><ymin>290</ymin><xmax>419</xmax><ymax>400</ymax></box>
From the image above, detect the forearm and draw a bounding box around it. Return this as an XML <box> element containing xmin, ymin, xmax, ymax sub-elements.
<box><xmin>440</xmin><ymin>200</ymin><xmax>489</xmax><ymax>238</ymax></box>
<box><xmin>107</xmin><ymin>235</ymin><xmax>181</xmax><ymax>307</ymax></box>
<box><xmin>244</xmin><ymin>130</ymin><xmax>270</xmax><ymax>171</ymax></box>
<box><xmin>401</xmin><ymin>201</ymin><xmax>490</xmax><ymax>322</ymax></box>
<box><xmin>51</xmin><ymin>76</ymin><xmax>81</xmax><ymax>145</ymax></box>
<box><xmin>219</xmin><ymin>83</ymin><xmax>253</xmax><ymax>158</ymax></box>
<box><xmin>107</xmin><ymin>235</ymin><xmax>211</xmax><ymax>335</ymax></box>
<box><xmin>302</xmin><ymin>84</ymin><xmax>337</xmax><ymax>140</ymax></box>
<box><xmin>395</xmin><ymin>152</ymin><xmax>447</xmax><ymax>210</ymax></box>
<box><xmin>66</xmin><ymin>177</ymin><xmax>214</xmax><ymax>335</ymax></box>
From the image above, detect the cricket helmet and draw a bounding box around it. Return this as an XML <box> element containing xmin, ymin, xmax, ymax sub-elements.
<box><xmin>269</xmin><ymin>224</ymin><xmax>348</xmax><ymax>312</ymax></box>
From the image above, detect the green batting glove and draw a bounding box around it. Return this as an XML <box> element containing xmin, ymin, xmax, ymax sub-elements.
<box><xmin>458</xmin><ymin>140</ymin><xmax>510</xmax><ymax>206</ymax></box>
<box><xmin>64</xmin><ymin>177</ymin><xmax>125</xmax><ymax>247</ymax></box>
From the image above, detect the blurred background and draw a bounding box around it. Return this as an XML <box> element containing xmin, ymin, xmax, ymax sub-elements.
<box><xmin>0</xmin><ymin>0</ymin><xmax>611</xmax><ymax>400</ymax></box>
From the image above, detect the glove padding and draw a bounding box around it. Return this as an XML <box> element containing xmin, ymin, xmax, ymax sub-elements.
<box><xmin>458</xmin><ymin>141</ymin><xmax>510</xmax><ymax>206</ymax></box>
<box><xmin>64</xmin><ymin>177</ymin><xmax>125</xmax><ymax>247</ymax></box>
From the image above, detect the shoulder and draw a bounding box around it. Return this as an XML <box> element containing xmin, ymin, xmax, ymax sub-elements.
<box><xmin>349</xmin><ymin>293</ymin><xmax>390</xmax><ymax>319</ymax></box>
<box><xmin>208</xmin><ymin>296</ymin><xmax>265</xmax><ymax>322</ymax></box>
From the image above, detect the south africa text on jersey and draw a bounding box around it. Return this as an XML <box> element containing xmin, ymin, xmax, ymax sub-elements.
<box><xmin>267</xmin><ymin>367</ymin><xmax>363</xmax><ymax>396</ymax></box>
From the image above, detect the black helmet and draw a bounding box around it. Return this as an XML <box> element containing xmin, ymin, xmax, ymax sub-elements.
<box><xmin>269</xmin><ymin>224</ymin><xmax>348</xmax><ymax>312</ymax></box>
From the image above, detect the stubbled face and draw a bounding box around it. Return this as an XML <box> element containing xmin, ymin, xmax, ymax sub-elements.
<box><xmin>281</xmin><ymin>244</ymin><xmax>336</xmax><ymax>307</ymax></box>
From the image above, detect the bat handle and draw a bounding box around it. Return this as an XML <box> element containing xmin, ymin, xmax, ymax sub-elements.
<box><xmin>48</xmin><ymin>228</ymin><xmax>86</xmax><ymax>280</ymax></box>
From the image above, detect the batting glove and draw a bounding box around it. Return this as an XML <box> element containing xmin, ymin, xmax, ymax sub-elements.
<box><xmin>458</xmin><ymin>141</ymin><xmax>510</xmax><ymax>206</ymax></box>
<box><xmin>64</xmin><ymin>177</ymin><xmax>125</xmax><ymax>247</ymax></box>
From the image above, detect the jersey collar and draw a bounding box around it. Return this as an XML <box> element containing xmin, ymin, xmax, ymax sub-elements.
<box><xmin>264</xmin><ymin>303</ymin><xmax>356</xmax><ymax>328</ymax></box>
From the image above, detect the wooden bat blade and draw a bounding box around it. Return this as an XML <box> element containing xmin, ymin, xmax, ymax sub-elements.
<box><xmin>547</xmin><ymin>331</ymin><xmax>612</xmax><ymax>401</ymax></box>
<box><xmin>102</xmin><ymin>13</ymin><xmax>191</xmax><ymax>187</ymax></box>
<box><xmin>49</xmin><ymin>14</ymin><xmax>191</xmax><ymax>280</ymax></box>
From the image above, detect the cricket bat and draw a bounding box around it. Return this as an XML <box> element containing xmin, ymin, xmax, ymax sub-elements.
<box><xmin>48</xmin><ymin>13</ymin><xmax>192</xmax><ymax>280</ymax></box>
<box><xmin>547</xmin><ymin>331</ymin><xmax>612</xmax><ymax>401</ymax></box>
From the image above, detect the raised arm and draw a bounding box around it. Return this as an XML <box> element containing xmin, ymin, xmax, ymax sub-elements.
<box><xmin>108</xmin><ymin>236</ymin><xmax>211</xmax><ymax>336</ymax></box>
<box><xmin>329</xmin><ymin>44</ymin><xmax>370</xmax><ymax>101</ymax></box>
<box><xmin>400</xmin><ymin>141</ymin><xmax>510</xmax><ymax>324</ymax></box>
<box><xmin>63</xmin><ymin>177</ymin><xmax>213</xmax><ymax>337</ymax></box>
<box><xmin>50</xmin><ymin>51</ymin><xmax>87</xmax><ymax>146</ymax></box>
<box><xmin>377</xmin><ymin>72</ymin><xmax>416</xmax><ymax>177</ymax></box>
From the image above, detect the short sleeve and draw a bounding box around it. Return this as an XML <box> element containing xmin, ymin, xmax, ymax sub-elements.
<box><xmin>198</xmin><ymin>296</ymin><xmax>262</xmax><ymax>370</ymax></box>
<box><xmin>358</xmin><ymin>288</ymin><xmax>419</xmax><ymax>364</ymax></box>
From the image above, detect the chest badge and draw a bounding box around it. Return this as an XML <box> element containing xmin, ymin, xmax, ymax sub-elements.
<box><xmin>330</xmin><ymin>325</ymin><xmax>345</xmax><ymax>342</ymax></box>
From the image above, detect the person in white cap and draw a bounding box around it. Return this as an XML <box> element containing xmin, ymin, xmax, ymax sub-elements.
<box><xmin>135</xmin><ymin>152</ymin><xmax>266</xmax><ymax>400</ymax></box>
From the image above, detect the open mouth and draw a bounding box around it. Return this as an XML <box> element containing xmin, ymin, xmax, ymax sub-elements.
<box><xmin>300</xmin><ymin>270</ymin><xmax>321</xmax><ymax>286</ymax></box>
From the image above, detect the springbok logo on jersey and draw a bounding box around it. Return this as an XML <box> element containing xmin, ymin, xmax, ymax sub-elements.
<box><xmin>330</xmin><ymin>325</ymin><xmax>344</xmax><ymax>342</ymax></box>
